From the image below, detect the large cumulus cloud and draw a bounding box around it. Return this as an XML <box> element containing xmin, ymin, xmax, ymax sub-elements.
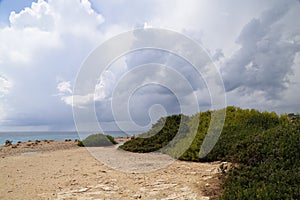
<box><xmin>222</xmin><ymin>1</ymin><xmax>300</xmax><ymax>99</ymax></box>
<box><xmin>0</xmin><ymin>0</ymin><xmax>113</xmax><ymax>130</ymax></box>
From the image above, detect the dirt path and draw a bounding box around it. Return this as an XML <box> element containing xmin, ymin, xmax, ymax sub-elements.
<box><xmin>0</xmin><ymin>142</ymin><xmax>223</xmax><ymax>200</ymax></box>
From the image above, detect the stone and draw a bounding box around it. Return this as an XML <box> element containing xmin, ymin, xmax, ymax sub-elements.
<box><xmin>133</xmin><ymin>194</ymin><xmax>142</xmax><ymax>199</ymax></box>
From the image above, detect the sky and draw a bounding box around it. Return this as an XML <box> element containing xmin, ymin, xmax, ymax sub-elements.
<box><xmin>0</xmin><ymin>0</ymin><xmax>299</xmax><ymax>131</ymax></box>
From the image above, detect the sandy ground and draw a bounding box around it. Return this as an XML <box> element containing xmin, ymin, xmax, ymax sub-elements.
<box><xmin>0</xmin><ymin>141</ymin><xmax>224</xmax><ymax>200</ymax></box>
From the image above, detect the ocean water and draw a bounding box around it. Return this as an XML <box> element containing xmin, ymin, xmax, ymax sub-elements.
<box><xmin>0</xmin><ymin>131</ymin><xmax>141</xmax><ymax>145</ymax></box>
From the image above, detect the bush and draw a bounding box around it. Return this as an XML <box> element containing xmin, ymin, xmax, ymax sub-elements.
<box><xmin>77</xmin><ymin>140</ymin><xmax>84</xmax><ymax>147</ymax></box>
<box><xmin>5</xmin><ymin>140</ymin><xmax>12</xmax><ymax>146</ymax></box>
<box><xmin>220</xmin><ymin>125</ymin><xmax>300</xmax><ymax>200</ymax></box>
<box><xmin>119</xmin><ymin>114</ymin><xmax>188</xmax><ymax>153</ymax></box>
<box><xmin>77</xmin><ymin>134</ymin><xmax>118</xmax><ymax>147</ymax></box>
<box><xmin>106</xmin><ymin>135</ymin><xmax>118</xmax><ymax>144</ymax></box>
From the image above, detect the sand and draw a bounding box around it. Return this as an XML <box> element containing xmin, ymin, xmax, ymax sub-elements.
<box><xmin>0</xmin><ymin>140</ymin><xmax>225</xmax><ymax>200</ymax></box>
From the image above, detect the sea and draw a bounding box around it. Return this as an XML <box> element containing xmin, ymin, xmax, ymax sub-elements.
<box><xmin>0</xmin><ymin>131</ymin><xmax>142</xmax><ymax>145</ymax></box>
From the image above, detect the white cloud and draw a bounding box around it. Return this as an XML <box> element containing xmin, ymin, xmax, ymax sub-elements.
<box><xmin>0</xmin><ymin>75</ymin><xmax>13</xmax><ymax>97</ymax></box>
<box><xmin>0</xmin><ymin>75</ymin><xmax>13</xmax><ymax>122</ymax></box>
<box><xmin>57</xmin><ymin>81</ymin><xmax>72</xmax><ymax>94</ymax></box>
<box><xmin>0</xmin><ymin>0</ymin><xmax>106</xmax><ymax>67</ymax></box>
<box><xmin>94</xmin><ymin>70</ymin><xmax>116</xmax><ymax>101</ymax></box>
<box><xmin>9</xmin><ymin>0</ymin><xmax>104</xmax><ymax>32</ymax></box>
<box><xmin>57</xmin><ymin>70</ymin><xmax>117</xmax><ymax>108</ymax></box>
<box><xmin>62</xmin><ymin>94</ymin><xmax>94</xmax><ymax>107</ymax></box>
<box><xmin>0</xmin><ymin>0</ymin><xmax>110</xmax><ymax>129</ymax></box>
<box><xmin>9</xmin><ymin>0</ymin><xmax>55</xmax><ymax>31</ymax></box>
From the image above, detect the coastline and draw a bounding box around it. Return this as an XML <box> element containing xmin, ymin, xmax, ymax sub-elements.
<box><xmin>0</xmin><ymin>137</ymin><xmax>132</xmax><ymax>157</ymax></box>
<box><xmin>0</xmin><ymin>139</ymin><xmax>223</xmax><ymax>199</ymax></box>
<box><xmin>0</xmin><ymin>139</ymin><xmax>79</xmax><ymax>157</ymax></box>
<box><xmin>0</xmin><ymin>131</ymin><xmax>138</xmax><ymax>146</ymax></box>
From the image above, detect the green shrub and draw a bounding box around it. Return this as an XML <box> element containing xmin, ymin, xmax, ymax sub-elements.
<box><xmin>221</xmin><ymin>125</ymin><xmax>300</xmax><ymax>200</ymax></box>
<box><xmin>119</xmin><ymin>114</ymin><xmax>189</xmax><ymax>153</ymax></box>
<box><xmin>77</xmin><ymin>134</ymin><xmax>118</xmax><ymax>147</ymax></box>
<box><xmin>106</xmin><ymin>135</ymin><xmax>118</xmax><ymax>144</ymax></box>
<box><xmin>77</xmin><ymin>140</ymin><xmax>84</xmax><ymax>147</ymax></box>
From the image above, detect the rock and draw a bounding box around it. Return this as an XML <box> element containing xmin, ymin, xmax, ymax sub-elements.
<box><xmin>200</xmin><ymin>197</ymin><xmax>210</xmax><ymax>200</ymax></box>
<box><xmin>205</xmin><ymin>183</ymin><xmax>210</xmax><ymax>187</ymax></box>
<box><xmin>133</xmin><ymin>194</ymin><xmax>142</xmax><ymax>199</ymax></box>
<box><xmin>202</xmin><ymin>175</ymin><xmax>213</xmax><ymax>180</ymax></box>
<box><xmin>74</xmin><ymin>187</ymin><xmax>91</xmax><ymax>193</ymax></box>
<box><xmin>100</xmin><ymin>186</ymin><xmax>113</xmax><ymax>191</ymax></box>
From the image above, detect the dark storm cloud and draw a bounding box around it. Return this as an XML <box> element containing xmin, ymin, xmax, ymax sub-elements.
<box><xmin>222</xmin><ymin>1</ymin><xmax>300</xmax><ymax>99</ymax></box>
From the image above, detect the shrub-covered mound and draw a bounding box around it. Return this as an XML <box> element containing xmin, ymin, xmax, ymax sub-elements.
<box><xmin>119</xmin><ymin>107</ymin><xmax>300</xmax><ymax>199</ymax></box>
<box><xmin>119</xmin><ymin>114</ymin><xmax>189</xmax><ymax>153</ymax></box>
<box><xmin>78</xmin><ymin>134</ymin><xmax>117</xmax><ymax>147</ymax></box>
<box><xmin>120</xmin><ymin>107</ymin><xmax>285</xmax><ymax>159</ymax></box>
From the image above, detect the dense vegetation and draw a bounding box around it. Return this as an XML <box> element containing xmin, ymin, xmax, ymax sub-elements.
<box><xmin>120</xmin><ymin>106</ymin><xmax>300</xmax><ymax>199</ymax></box>
<box><xmin>78</xmin><ymin>134</ymin><xmax>117</xmax><ymax>147</ymax></box>
<box><xmin>221</xmin><ymin>125</ymin><xmax>299</xmax><ymax>199</ymax></box>
<box><xmin>119</xmin><ymin>114</ymin><xmax>189</xmax><ymax>152</ymax></box>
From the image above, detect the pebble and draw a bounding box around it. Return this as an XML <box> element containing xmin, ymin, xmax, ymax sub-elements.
<box><xmin>133</xmin><ymin>194</ymin><xmax>142</xmax><ymax>199</ymax></box>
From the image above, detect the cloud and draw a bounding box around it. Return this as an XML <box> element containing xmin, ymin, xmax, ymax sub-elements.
<box><xmin>9</xmin><ymin>0</ymin><xmax>54</xmax><ymax>31</ymax></box>
<box><xmin>58</xmin><ymin>0</ymin><xmax>300</xmax><ymax>131</ymax></box>
<box><xmin>9</xmin><ymin>0</ymin><xmax>104</xmax><ymax>32</ymax></box>
<box><xmin>0</xmin><ymin>0</ymin><xmax>105</xmax><ymax>67</ymax></box>
<box><xmin>0</xmin><ymin>0</ymin><xmax>106</xmax><ymax>66</ymax></box>
<box><xmin>0</xmin><ymin>0</ymin><xmax>109</xmax><ymax>129</ymax></box>
<box><xmin>0</xmin><ymin>75</ymin><xmax>13</xmax><ymax>97</ymax></box>
<box><xmin>57</xmin><ymin>81</ymin><xmax>72</xmax><ymax>94</ymax></box>
<box><xmin>222</xmin><ymin>1</ymin><xmax>300</xmax><ymax>100</ymax></box>
<box><xmin>0</xmin><ymin>75</ymin><xmax>13</xmax><ymax>122</ymax></box>
<box><xmin>57</xmin><ymin>70</ymin><xmax>117</xmax><ymax>109</ymax></box>
<box><xmin>94</xmin><ymin>70</ymin><xmax>116</xmax><ymax>101</ymax></box>
<box><xmin>1</xmin><ymin>0</ymin><xmax>300</xmax><ymax>131</ymax></box>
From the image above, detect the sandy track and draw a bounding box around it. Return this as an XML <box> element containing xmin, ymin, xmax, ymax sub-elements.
<box><xmin>0</xmin><ymin>142</ymin><xmax>223</xmax><ymax>200</ymax></box>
